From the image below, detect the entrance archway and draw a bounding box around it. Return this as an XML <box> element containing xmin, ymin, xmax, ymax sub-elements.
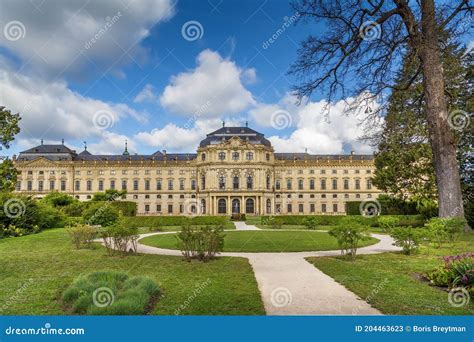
<box><xmin>232</xmin><ymin>198</ymin><xmax>240</xmax><ymax>214</ymax></box>
<box><xmin>245</xmin><ymin>198</ymin><xmax>255</xmax><ymax>214</ymax></box>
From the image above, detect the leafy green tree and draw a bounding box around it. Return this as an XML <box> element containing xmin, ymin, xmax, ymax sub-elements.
<box><xmin>0</xmin><ymin>106</ymin><xmax>21</xmax><ymax>192</ymax></box>
<box><xmin>41</xmin><ymin>191</ymin><xmax>76</xmax><ymax>207</ymax></box>
<box><xmin>83</xmin><ymin>202</ymin><xmax>119</xmax><ymax>227</ymax></box>
<box><xmin>92</xmin><ymin>189</ymin><xmax>126</xmax><ymax>201</ymax></box>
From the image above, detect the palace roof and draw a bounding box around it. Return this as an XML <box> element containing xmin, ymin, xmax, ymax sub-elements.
<box><xmin>199</xmin><ymin>126</ymin><xmax>272</xmax><ymax>147</ymax></box>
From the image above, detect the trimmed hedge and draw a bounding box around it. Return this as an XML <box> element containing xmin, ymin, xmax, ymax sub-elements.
<box><xmin>110</xmin><ymin>201</ymin><xmax>137</xmax><ymax>217</ymax></box>
<box><xmin>258</xmin><ymin>215</ymin><xmax>425</xmax><ymax>228</ymax></box>
<box><xmin>122</xmin><ymin>216</ymin><xmax>228</xmax><ymax>228</ymax></box>
<box><xmin>346</xmin><ymin>199</ymin><xmax>418</xmax><ymax>215</ymax></box>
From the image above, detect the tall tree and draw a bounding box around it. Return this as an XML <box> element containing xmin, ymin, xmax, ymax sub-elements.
<box><xmin>371</xmin><ymin>41</ymin><xmax>470</xmax><ymax>203</ymax></box>
<box><xmin>290</xmin><ymin>0</ymin><xmax>471</xmax><ymax>220</ymax></box>
<box><xmin>0</xmin><ymin>106</ymin><xmax>21</xmax><ymax>192</ymax></box>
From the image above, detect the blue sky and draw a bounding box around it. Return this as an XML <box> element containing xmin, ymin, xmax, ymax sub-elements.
<box><xmin>0</xmin><ymin>0</ymin><xmax>471</xmax><ymax>156</ymax></box>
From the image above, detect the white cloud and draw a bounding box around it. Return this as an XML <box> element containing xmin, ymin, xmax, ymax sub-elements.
<box><xmin>0</xmin><ymin>59</ymin><xmax>147</xmax><ymax>144</ymax></box>
<box><xmin>252</xmin><ymin>93</ymin><xmax>379</xmax><ymax>154</ymax></box>
<box><xmin>0</xmin><ymin>0</ymin><xmax>175</xmax><ymax>78</ymax></box>
<box><xmin>88</xmin><ymin>132</ymin><xmax>138</xmax><ymax>155</ymax></box>
<box><xmin>134</xmin><ymin>84</ymin><xmax>158</xmax><ymax>103</ymax></box>
<box><xmin>160</xmin><ymin>49</ymin><xmax>256</xmax><ymax>117</ymax></box>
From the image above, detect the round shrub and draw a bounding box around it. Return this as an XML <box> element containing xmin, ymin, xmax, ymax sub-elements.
<box><xmin>83</xmin><ymin>202</ymin><xmax>119</xmax><ymax>227</ymax></box>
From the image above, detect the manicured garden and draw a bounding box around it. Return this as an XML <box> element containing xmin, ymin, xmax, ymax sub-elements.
<box><xmin>0</xmin><ymin>228</ymin><xmax>264</xmax><ymax>315</ymax></box>
<box><xmin>140</xmin><ymin>230</ymin><xmax>379</xmax><ymax>253</ymax></box>
<box><xmin>307</xmin><ymin>233</ymin><xmax>474</xmax><ymax>315</ymax></box>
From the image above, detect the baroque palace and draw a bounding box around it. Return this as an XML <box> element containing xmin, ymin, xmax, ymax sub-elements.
<box><xmin>13</xmin><ymin>125</ymin><xmax>381</xmax><ymax>216</ymax></box>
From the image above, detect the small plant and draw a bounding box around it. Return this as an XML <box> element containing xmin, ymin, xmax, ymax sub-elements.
<box><xmin>377</xmin><ymin>216</ymin><xmax>399</xmax><ymax>233</ymax></box>
<box><xmin>425</xmin><ymin>217</ymin><xmax>466</xmax><ymax>247</ymax></box>
<box><xmin>303</xmin><ymin>216</ymin><xmax>318</xmax><ymax>230</ymax></box>
<box><xmin>426</xmin><ymin>253</ymin><xmax>474</xmax><ymax>289</ymax></box>
<box><xmin>176</xmin><ymin>222</ymin><xmax>225</xmax><ymax>262</ymax></box>
<box><xmin>100</xmin><ymin>213</ymin><xmax>139</xmax><ymax>256</ymax></box>
<box><xmin>390</xmin><ymin>226</ymin><xmax>427</xmax><ymax>255</ymax></box>
<box><xmin>328</xmin><ymin>217</ymin><xmax>370</xmax><ymax>260</ymax></box>
<box><xmin>67</xmin><ymin>223</ymin><xmax>97</xmax><ymax>249</ymax></box>
<box><xmin>268</xmin><ymin>216</ymin><xmax>284</xmax><ymax>229</ymax></box>
<box><xmin>62</xmin><ymin>271</ymin><xmax>160</xmax><ymax>315</ymax></box>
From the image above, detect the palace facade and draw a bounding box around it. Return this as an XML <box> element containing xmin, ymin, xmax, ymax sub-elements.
<box><xmin>13</xmin><ymin>126</ymin><xmax>381</xmax><ymax>215</ymax></box>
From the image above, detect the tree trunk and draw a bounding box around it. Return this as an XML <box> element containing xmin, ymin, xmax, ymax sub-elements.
<box><xmin>420</xmin><ymin>0</ymin><xmax>467</xmax><ymax>227</ymax></box>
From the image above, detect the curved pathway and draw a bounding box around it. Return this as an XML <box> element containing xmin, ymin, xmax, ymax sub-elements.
<box><xmin>131</xmin><ymin>222</ymin><xmax>401</xmax><ymax>315</ymax></box>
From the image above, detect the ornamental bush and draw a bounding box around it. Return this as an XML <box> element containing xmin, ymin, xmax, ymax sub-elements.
<box><xmin>83</xmin><ymin>202</ymin><xmax>119</xmax><ymax>227</ymax></box>
<box><xmin>377</xmin><ymin>216</ymin><xmax>400</xmax><ymax>233</ymax></box>
<box><xmin>425</xmin><ymin>217</ymin><xmax>466</xmax><ymax>247</ymax></box>
<box><xmin>390</xmin><ymin>226</ymin><xmax>427</xmax><ymax>255</ymax></box>
<box><xmin>100</xmin><ymin>215</ymin><xmax>139</xmax><ymax>256</ymax></box>
<box><xmin>303</xmin><ymin>216</ymin><xmax>318</xmax><ymax>230</ymax></box>
<box><xmin>328</xmin><ymin>217</ymin><xmax>370</xmax><ymax>260</ymax></box>
<box><xmin>176</xmin><ymin>222</ymin><xmax>225</xmax><ymax>262</ymax></box>
<box><xmin>62</xmin><ymin>271</ymin><xmax>160</xmax><ymax>315</ymax></box>
<box><xmin>67</xmin><ymin>223</ymin><xmax>97</xmax><ymax>249</ymax></box>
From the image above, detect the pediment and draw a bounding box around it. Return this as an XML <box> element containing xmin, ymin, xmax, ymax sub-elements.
<box><xmin>16</xmin><ymin>157</ymin><xmax>60</xmax><ymax>167</ymax></box>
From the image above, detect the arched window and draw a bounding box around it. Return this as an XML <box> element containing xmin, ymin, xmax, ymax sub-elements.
<box><xmin>232</xmin><ymin>198</ymin><xmax>240</xmax><ymax>213</ymax></box>
<box><xmin>233</xmin><ymin>175</ymin><xmax>239</xmax><ymax>189</ymax></box>
<box><xmin>298</xmin><ymin>179</ymin><xmax>304</xmax><ymax>190</ymax></box>
<box><xmin>201</xmin><ymin>174</ymin><xmax>206</xmax><ymax>190</ymax></box>
<box><xmin>218</xmin><ymin>198</ymin><xmax>227</xmax><ymax>214</ymax></box>
<box><xmin>247</xmin><ymin>175</ymin><xmax>253</xmax><ymax>189</ymax></box>
<box><xmin>266</xmin><ymin>199</ymin><xmax>271</xmax><ymax>214</ymax></box>
<box><xmin>246</xmin><ymin>198</ymin><xmax>254</xmax><ymax>214</ymax></box>
<box><xmin>219</xmin><ymin>175</ymin><xmax>226</xmax><ymax>190</ymax></box>
<box><xmin>201</xmin><ymin>153</ymin><xmax>206</xmax><ymax>161</ymax></box>
<box><xmin>309</xmin><ymin>179</ymin><xmax>315</xmax><ymax>190</ymax></box>
<box><xmin>201</xmin><ymin>199</ymin><xmax>206</xmax><ymax>214</ymax></box>
<box><xmin>287</xmin><ymin>179</ymin><xmax>292</xmax><ymax>190</ymax></box>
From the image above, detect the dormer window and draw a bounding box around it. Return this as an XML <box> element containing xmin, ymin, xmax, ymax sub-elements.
<box><xmin>201</xmin><ymin>153</ymin><xmax>206</xmax><ymax>161</ymax></box>
<box><xmin>246</xmin><ymin>152</ymin><xmax>254</xmax><ymax>160</ymax></box>
<box><xmin>232</xmin><ymin>152</ymin><xmax>239</xmax><ymax>161</ymax></box>
<box><xmin>218</xmin><ymin>152</ymin><xmax>226</xmax><ymax>161</ymax></box>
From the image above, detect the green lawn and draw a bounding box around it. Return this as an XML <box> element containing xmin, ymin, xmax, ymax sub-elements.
<box><xmin>0</xmin><ymin>229</ymin><xmax>264</xmax><ymax>315</ymax></box>
<box><xmin>307</xmin><ymin>233</ymin><xmax>474</xmax><ymax>315</ymax></box>
<box><xmin>140</xmin><ymin>230</ymin><xmax>379</xmax><ymax>253</ymax></box>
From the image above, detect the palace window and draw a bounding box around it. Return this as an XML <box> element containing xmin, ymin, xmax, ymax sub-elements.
<box><xmin>16</xmin><ymin>182</ymin><xmax>21</xmax><ymax>191</ymax></box>
<box><xmin>145</xmin><ymin>180</ymin><xmax>150</xmax><ymax>191</ymax></box>
<box><xmin>233</xmin><ymin>176</ymin><xmax>239</xmax><ymax>189</ymax></box>
<box><xmin>133</xmin><ymin>180</ymin><xmax>139</xmax><ymax>191</ymax></box>
<box><xmin>275</xmin><ymin>203</ymin><xmax>281</xmax><ymax>214</ymax></box>
<box><xmin>179</xmin><ymin>179</ymin><xmax>185</xmax><ymax>190</ymax></box>
<box><xmin>61</xmin><ymin>171</ymin><xmax>66</xmax><ymax>175</ymax></box>
<box><xmin>266</xmin><ymin>153</ymin><xmax>270</xmax><ymax>161</ymax></box>
<box><xmin>309</xmin><ymin>179</ymin><xmax>315</xmax><ymax>190</ymax></box>
<box><xmin>191</xmin><ymin>179</ymin><xmax>196</xmax><ymax>190</ymax></box>
<box><xmin>344</xmin><ymin>194</ymin><xmax>349</xmax><ymax>199</ymax></box>
<box><xmin>201</xmin><ymin>175</ymin><xmax>206</xmax><ymax>190</ymax></box>
<box><xmin>322</xmin><ymin>194</ymin><xmax>326</xmax><ymax>198</ymax></box>
<box><xmin>247</xmin><ymin>175</ymin><xmax>253</xmax><ymax>190</ymax></box>
<box><xmin>298</xmin><ymin>179</ymin><xmax>304</xmax><ymax>190</ymax></box>
<box><xmin>344</xmin><ymin>179</ymin><xmax>349</xmax><ymax>190</ymax></box>
<box><xmin>333</xmin><ymin>204</ymin><xmax>338</xmax><ymax>212</ymax></box>
<box><xmin>332</xmin><ymin>169</ymin><xmax>337</xmax><ymax>174</ymax></box>
<box><xmin>110</xmin><ymin>180</ymin><xmax>115</xmax><ymax>190</ymax></box>
<box><xmin>38</xmin><ymin>181</ymin><xmax>43</xmax><ymax>191</ymax></box>
<box><xmin>60</xmin><ymin>180</ymin><xmax>66</xmax><ymax>191</ymax></box>
<box><xmin>168</xmin><ymin>204</ymin><xmax>173</xmax><ymax>214</ymax></box>
<box><xmin>75</xmin><ymin>180</ymin><xmax>80</xmax><ymax>191</ymax></box>
<box><xmin>156</xmin><ymin>179</ymin><xmax>162</xmax><ymax>190</ymax></box>
<box><xmin>309</xmin><ymin>170</ymin><xmax>315</xmax><ymax>174</ymax></box>
<box><xmin>232</xmin><ymin>152</ymin><xmax>239</xmax><ymax>161</ymax></box>
<box><xmin>366</xmin><ymin>170</ymin><xmax>372</xmax><ymax>174</ymax></box>
<box><xmin>180</xmin><ymin>170</ymin><xmax>185</xmax><ymax>175</ymax></box>
<box><xmin>299</xmin><ymin>204</ymin><xmax>304</xmax><ymax>213</ymax></box>
<box><xmin>322</xmin><ymin>203</ymin><xmax>327</xmax><ymax>213</ymax></box>
<box><xmin>145</xmin><ymin>170</ymin><xmax>150</xmax><ymax>175</ymax></box>
<box><xmin>355</xmin><ymin>179</ymin><xmax>361</xmax><ymax>190</ymax></box>
<box><xmin>168</xmin><ymin>170</ymin><xmax>173</xmax><ymax>176</ymax></box>
<box><xmin>298</xmin><ymin>170</ymin><xmax>303</xmax><ymax>175</ymax></box>
<box><xmin>219</xmin><ymin>175</ymin><xmax>225</xmax><ymax>190</ymax></box>
<box><xmin>201</xmin><ymin>153</ymin><xmax>206</xmax><ymax>161</ymax></box>
<box><xmin>156</xmin><ymin>204</ymin><xmax>162</xmax><ymax>212</ymax></box>
<box><xmin>367</xmin><ymin>194</ymin><xmax>372</xmax><ymax>198</ymax></box>
<box><xmin>246</xmin><ymin>152</ymin><xmax>253</xmax><ymax>160</ymax></box>
<box><xmin>218</xmin><ymin>152</ymin><xmax>226</xmax><ymax>161</ymax></box>
<box><xmin>266</xmin><ymin>199</ymin><xmax>271</xmax><ymax>214</ymax></box>
<box><xmin>110</xmin><ymin>170</ymin><xmax>116</xmax><ymax>175</ymax></box>
<box><xmin>310</xmin><ymin>203</ymin><xmax>315</xmax><ymax>213</ymax></box>
<box><xmin>266</xmin><ymin>175</ymin><xmax>270</xmax><ymax>190</ymax></box>
<box><xmin>27</xmin><ymin>181</ymin><xmax>32</xmax><ymax>191</ymax></box>
<box><xmin>246</xmin><ymin>198</ymin><xmax>255</xmax><ymax>214</ymax></box>
<box><xmin>50</xmin><ymin>171</ymin><xmax>55</xmax><ymax>175</ymax></box>
<box><xmin>287</xmin><ymin>203</ymin><xmax>292</xmax><ymax>213</ymax></box>
<box><xmin>168</xmin><ymin>179</ymin><xmax>173</xmax><ymax>190</ymax></box>
<box><xmin>39</xmin><ymin>171</ymin><xmax>44</xmax><ymax>175</ymax></box>
<box><xmin>275</xmin><ymin>179</ymin><xmax>281</xmax><ymax>190</ymax></box>
<box><xmin>98</xmin><ymin>180</ymin><xmax>104</xmax><ymax>191</ymax></box>
<box><xmin>98</xmin><ymin>170</ymin><xmax>104</xmax><ymax>175</ymax></box>
<box><xmin>75</xmin><ymin>170</ymin><xmax>80</xmax><ymax>176</ymax></box>
<box><xmin>344</xmin><ymin>170</ymin><xmax>348</xmax><ymax>174</ymax></box>
<box><xmin>367</xmin><ymin>178</ymin><xmax>372</xmax><ymax>190</ymax></box>
<box><xmin>333</xmin><ymin>194</ymin><xmax>337</xmax><ymax>198</ymax></box>
<box><xmin>286</xmin><ymin>179</ymin><xmax>292</xmax><ymax>190</ymax></box>
<box><xmin>122</xmin><ymin>180</ymin><xmax>127</xmax><ymax>190</ymax></box>
<box><xmin>122</xmin><ymin>170</ymin><xmax>128</xmax><ymax>175</ymax></box>
<box><xmin>355</xmin><ymin>170</ymin><xmax>360</xmax><ymax>174</ymax></box>
<box><xmin>321</xmin><ymin>179</ymin><xmax>326</xmax><ymax>190</ymax></box>
<box><xmin>145</xmin><ymin>205</ymin><xmax>150</xmax><ymax>213</ymax></box>
<box><xmin>356</xmin><ymin>194</ymin><xmax>361</xmax><ymax>198</ymax></box>
<box><xmin>218</xmin><ymin>198</ymin><xmax>227</xmax><ymax>214</ymax></box>
<box><xmin>332</xmin><ymin>179</ymin><xmax>338</xmax><ymax>190</ymax></box>
<box><xmin>320</xmin><ymin>170</ymin><xmax>326</xmax><ymax>174</ymax></box>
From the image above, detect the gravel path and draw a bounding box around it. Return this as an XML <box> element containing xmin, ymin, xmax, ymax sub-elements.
<box><xmin>125</xmin><ymin>221</ymin><xmax>401</xmax><ymax>315</ymax></box>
